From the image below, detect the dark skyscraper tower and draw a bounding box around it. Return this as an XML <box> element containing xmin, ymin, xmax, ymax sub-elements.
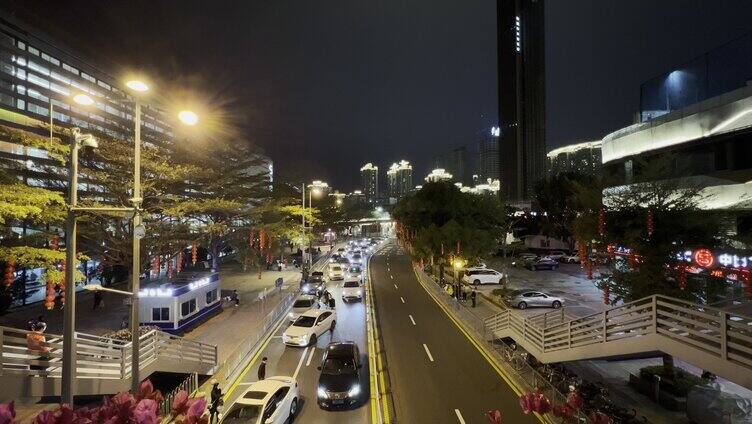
<box><xmin>497</xmin><ymin>0</ymin><xmax>546</xmax><ymax>205</ymax></box>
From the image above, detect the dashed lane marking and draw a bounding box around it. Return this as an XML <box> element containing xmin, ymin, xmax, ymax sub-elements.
<box><xmin>306</xmin><ymin>347</ymin><xmax>316</xmax><ymax>367</ymax></box>
<box><xmin>423</xmin><ymin>343</ymin><xmax>434</xmax><ymax>362</ymax></box>
<box><xmin>409</xmin><ymin>315</ymin><xmax>416</xmax><ymax>325</ymax></box>
<box><xmin>454</xmin><ymin>409</ymin><xmax>466</xmax><ymax>424</ymax></box>
<box><xmin>400</xmin><ymin>297</ymin><xmax>405</xmax><ymax>304</ymax></box>
<box><xmin>293</xmin><ymin>346</ymin><xmax>309</xmax><ymax>379</ymax></box>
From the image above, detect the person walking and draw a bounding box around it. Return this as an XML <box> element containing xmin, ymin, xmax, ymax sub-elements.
<box><xmin>93</xmin><ymin>290</ymin><xmax>104</xmax><ymax>310</ymax></box>
<box><xmin>232</xmin><ymin>290</ymin><xmax>240</xmax><ymax>307</ymax></box>
<box><xmin>258</xmin><ymin>357</ymin><xmax>267</xmax><ymax>380</ymax></box>
<box><xmin>27</xmin><ymin>322</ymin><xmax>50</xmax><ymax>372</ymax></box>
<box><xmin>208</xmin><ymin>379</ymin><xmax>223</xmax><ymax>424</ymax></box>
<box><xmin>471</xmin><ymin>288</ymin><xmax>477</xmax><ymax>308</ymax></box>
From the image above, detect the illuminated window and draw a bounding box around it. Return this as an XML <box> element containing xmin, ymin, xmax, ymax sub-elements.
<box><xmin>97</xmin><ymin>80</ymin><xmax>111</xmax><ymax>90</ymax></box>
<box><xmin>41</xmin><ymin>53</ymin><xmax>60</xmax><ymax>66</ymax></box>
<box><xmin>28</xmin><ymin>60</ymin><xmax>50</xmax><ymax>76</ymax></box>
<box><xmin>28</xmin><ymin>102</ymin><xmax>49</xmax><ymax>117</ymax></box>
<box><xmin>17</xmin><ymin>41</ymin><xmax>25</xmax><ymax>50</ymax></box>
<box><xmin>62</xmin><ymin>63</ymin><xmax>79</xmax><ymax>75</ymax></box>
<box><xmin>81</xmin><ymin>72</ymin><xmax>95</xmax><ymax>83</ymax></box>
<box><xmin>16</xmin><ymin>99</ymin><xmax>24</xmax><ymax>110</ymax></box>
<box><xmin>26</xmin><ymin>88</ymin><xmax>48</xmax><ymax>102</ymax></box>
<box><xmin>27</xmin><ymin>73</ymin><xmax>49</xmax><ymax>89</ymax></box>
<box><xmin>50</xmin><ymin>82</ymin><xmax>69</xmax><ymax>96</ymax></box>
<box><xmin>27</xmin><ymin>46</ymin><xmax>39</xmax><ymax>56</ymax></box>
<box><xmin>152</xmin><ymin>307</ymin><xmax>169</xmax><ymax>321</ymax></box>
<box><xmin>50</xmin><ymin>71</ymin><xmax>70</xmax><ymax>84</ymax></box>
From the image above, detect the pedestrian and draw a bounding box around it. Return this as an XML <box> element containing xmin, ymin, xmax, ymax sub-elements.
<box><xmin>462</xmin><ymin>286</ymin><xmax>468</xmax><ymax>301</ymax></box>
<box><xmin>208</xmin><ymin>379</ymin><xmax>223</xmax><ymax>424</ymax></box>
<box><xmin>328</xmin><ymin>297</ymin><xmax>335</xmax><ymax>309</ymax></box>
<box><xmin>27</xmin><ymin>317</ymin><xmax>37</xmax><ymax>331</ymax></box>
<box><xmin>258</xmin><ymin>357</ymin><xmax>267</xmax><ymax>380</ymax></box>
<box><xmin>232</xmin><ymin>290</ymin><xmax>240</xmax><ymax>307</ymax></box>
<box><xmin>471</xmin><ymin>288</ymin><xmax>477</xmax><ymax>308</ymax></box>
<box><xmin>27</xmin><ymin>322</ymin><xmax>50</xmax><ymax>372</ymax></box>
<box><xmin>120</xmin><ymin>315</ymin><xmax>129</xmax><ymax>329</ymax></box>
<box><xmin>93</xmin><ymin>290</ymin><xmax>104</xmax><ymax>310</ymax></box>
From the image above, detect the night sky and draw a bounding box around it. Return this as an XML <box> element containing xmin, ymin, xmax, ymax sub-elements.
<box><xmin>3</xmin><ymin>1</ymin><xmax>752</xmax><ymax>190</ymax></box>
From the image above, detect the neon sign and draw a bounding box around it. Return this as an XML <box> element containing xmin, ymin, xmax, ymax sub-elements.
<box><xmin>677</xmin><ymin>249</ymin><xmax>752</xmax><ymax>271</ymax></box>
<box><xmin>693</xmin><ymin>249</ymin><xmax>714</xmax><ymax>268</ymax></box>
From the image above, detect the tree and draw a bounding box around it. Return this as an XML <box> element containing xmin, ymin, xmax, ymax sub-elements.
<box><xmin>573</xmin><ymin>155</ymin><xmax>725</xmax><ymax>377</ymax></box>
<box><xmin>392</xmin><ymin>181</ymin><xmax>506</xmax><ymax>264</ymax></box>
<box><xmin>533</xmin><ymin>172</ymin><xmax>597</xmax><ymax>243</ymax></box>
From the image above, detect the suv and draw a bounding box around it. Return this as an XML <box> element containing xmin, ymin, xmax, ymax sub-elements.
<box><xmin>463</xmin><ymin>268</ymin><xmax>504</xmax><ymax>285</ymax></box>
<box><xmin>526</xmin><ymin>257</ymin><xmax>559</xmax><ymax>271</ymax></box>
<box><xmin>317</xmin><ymin>342</ymin><xmax>362</xmax><ymax>409</ymax></box>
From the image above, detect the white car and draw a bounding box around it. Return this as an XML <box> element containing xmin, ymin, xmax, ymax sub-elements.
<box><xmin>542</xmin><ymin>250</ymin><xmax>567</xmax><ymax>261</ymax></box>
<box><xmin>220</xmin><ymin>376</ymin><xmax>298</xmax><ymax>424</ymax></box>
<box><xmin>463</xmin><ymin>268</ymin><xmax>505</xmax><ymax>285</ymax></box>
<box><xmin>341</xmin><ymin>278</ymin><xmax>363</xmax><ymax>302</ymax></box>
<box><xmin>283</xmin><ymin>309</ymin><xmax>337</xmax><ymax>347</ymax></box>
<box><xmin>288</xmin><ymin>295</ymin><xmax>319</xmax><ymax>322</ymax></box>
<box><xmin>560</xmin><ymin>254</ymin><xmax>580</xmax><ymax>263</ymax></box>
<box><xmin>328</xmin><ymin>264</ymin><xmax>345</xmax><ymax>280</ymax></box>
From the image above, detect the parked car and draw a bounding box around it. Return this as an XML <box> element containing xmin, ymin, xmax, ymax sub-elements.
<box><xmin>220</xmin><ymin>376</ymin><xmax>298</xmax><ymax>424</ymax></box>
<box><xmin>283</xmin><ymin>309</ymin><xmax>337</xmax><ymax>347</ymax></box>
<box><xmin>288</xmin><ymin>295</ymin><xmax>319</xmax><ymax>322</ymax></box>
<box><xmin>511</xmin><ymin>253</ymin><xmax>537</xmax><ymax>267</ymax></box>
<box><xmin>463</xmin><ymin>268</ymin><xmax>505</xmax><ymax>285</ymax></box>
<box><xmin>526</xmin><ymin>257</ymin><xmax>559</xmax><ymax>271</ymax></box>
<box><xmin>317</xmin><ymin>342</ymin><xmax>363</xmax><ymax>409</ymax></box>
<box><xmin>559</xmin><ymin>254</ymin><xmax>580</xmax><ymax>264</ymax></box>
<box><xmin>542</xmin><ymin>250</ymin><xmax>567</xmax><ymax>261</ymax></box>
<box><xmin>505</xmin><ymin>290</ymin><xmax>564</xmax><ymax>310</ymax></box>
<box><xmin>341</xmin><ymin>278</ymin><xmax>363</xmax><ymax>302</ymax></box>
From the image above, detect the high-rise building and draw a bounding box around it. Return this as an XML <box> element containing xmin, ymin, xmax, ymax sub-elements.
<box><xmin>449</xmin><ymin>146</ymin><xmax>470</xmax><ymax>185</ymax></box>
<box><xmin>478</xmin><ymin>128</ymin><xmax>500</xmax><ymax>181</ymax></box>
<box><xmin>386</xmin><ymin>160</ymin><xmax>412</xmax><ymax>202</ymax></box>
<box><xmin>424</xmin><ymin>168</ymin><xmax>453</xmax><ymax>182</ymax></box>
<box><xmin>497</xmin><ymin>0</ymin><xmax>546</xmax><ymax>205</ymax></box>
<box><xmin>360</xmin><ymin>162</ymin><xmax>379</xmax><ymax>202</ymax></box>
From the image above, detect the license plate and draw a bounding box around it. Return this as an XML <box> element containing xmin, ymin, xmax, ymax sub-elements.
<box><xmin>333</xmin><ymin>399</ymin><xmax>344</xmax><ymax>405</ymax></box>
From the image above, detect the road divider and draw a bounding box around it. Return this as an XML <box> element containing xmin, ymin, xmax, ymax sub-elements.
<box><xmin>366</xmin><ymin>242</ymin><xmax>393</xmax><ymax>424</ymax></box>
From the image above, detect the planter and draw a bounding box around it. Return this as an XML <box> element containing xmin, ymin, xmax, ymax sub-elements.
<box><xmin>629</xmin><ymin>373</ymin><xmax>687</xmax><ymax>411</ymax></box>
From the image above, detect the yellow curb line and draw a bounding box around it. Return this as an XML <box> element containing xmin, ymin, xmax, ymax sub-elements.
<box><xmin>412</xmin><ymin>266</ymin><xmax>546</xmax><ymax>424</ymax></box>
<box><xmin>366</xmin><ymin>244</ymin><xmax>391</xmax><ymax>424</ymax></box>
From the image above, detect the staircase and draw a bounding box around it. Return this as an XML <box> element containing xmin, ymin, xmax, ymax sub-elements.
<box><xmin>484</xmin><ymin>295</ymin><xmax>752</xmax><ymax>390</ymax></box>
<box><xmin>0</xmin><ymin>326</ymin><xmax>217</xmax><ymax>400</ymax></box>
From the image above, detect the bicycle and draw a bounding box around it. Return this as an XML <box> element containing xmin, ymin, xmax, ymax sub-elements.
<box><xmin>501</xmin><ymin>343</ymin><xmax>529</xmax><ymax>370</ymax></box>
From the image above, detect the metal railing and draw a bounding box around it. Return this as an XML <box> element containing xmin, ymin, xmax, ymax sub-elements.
<box><xmin>0</xmin><ymin>326</ymin><xmax>217</xmax><ymax>380</ymax></box>
<box><xmin>483</xmin><ymin>291</ymin><xmax>752</xmax><ymax>388</ymax></box>
<box><xmin>159</xmin><ymin>372</ymin><xmax>199</xmax><ymax>417</ymax></box>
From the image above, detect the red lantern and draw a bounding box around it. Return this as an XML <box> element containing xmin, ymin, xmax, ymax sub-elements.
<box><xmin>153</xmin><ymin>256</ymin><xmax>160</xmax><ymax>277</ymax></box>
<box><xmin>167</xmin><ymin>259</ymin><xmax>174</xmax><ymax>279</ymax></box>
<box><xmin>485</xmin><ymin>410</ymin><xmax>503</xmax><ymax>424</ymax></box>
<box><xmin>553</xmin><ymin>404</ymin><xmax>575</xmax><ymax>421</ymax></box>
<box><xmin>678</xmin><ymin>263</ymin><xmax>687</xmax><ymax>290</ymax></box>
<box><xmin>577</xmin><ymin>239</ymin><xmax>586</xmax><ymax>268</ymax></box>
<box><xmin>566</xmin><ymin>390</ymin><xmax>584</xmax><ymax>410</ymax></box>
<box><xmin>597</xmin><ymin>208</ymin><xmax>606</xmax><ymax>236</ymax></box>
<box><xmin>191</xmin><ymin>244</ymin><xmax>198</xmax><ymax>265</ymax></box>
<box><xmin>519</xmin><ymin>392</ymin><xmax>535</xmax><ymax>415</ymax></box>
<box><xmin>532</xmin><ymin>392</ymin><xmax>552</xmax><ymax>414</ymax></box>
<box><xmin>589</xmin><ymin>411</ymin><xmax>611</xmax><ymax>424</ymax></box>
<box><xmin>4</xmin><ymin>259</ymin><xmax>15</xmax><ymax>287</ymax></box>
<box><xmin>646</xmin><ymin>209</ymin><xmax>654</xmax><ymax>237</ymax></box>
<box><xmin>587</xmin><ymin>259</ymin><xmax>593</xmax><ymax>280</ymax></box>
<box><xmin>259</xmin><ymin>230</ymin><xmax>266</xmax><ymax>251</ymax></box>
<box><xmin>59</xmin><ymin>262</ymin><xmax>66</xmax><ymax>307</ymax></box>
<box><xmin>603</xmin><ymin>284</ymin><xmax>610</xmax><ymax>305</ymax></box>
<box><xmin>177</xmin><ymin>252</ymin><xmax>183</xmax><ymax>273</ymax></box>
<box><xmin>51</xmin><ymin>235</ymin><xmax>59</xmax><ymax>251</ymax></box>
<box><xmin>45</xmin><ymin>279</ymin><xmax>54</xmax><ymax>310</ymax></box>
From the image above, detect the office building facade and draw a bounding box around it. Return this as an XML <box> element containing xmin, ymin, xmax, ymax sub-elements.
<box><xmin>386</xmin><ymin>160</ymin><xmax>412</xmax><ymax>202</ymax></box>
<box><xmin>497</xmin><ymin>0</ymin><xmax>546</xmax><ymax>204</ymax></box>
<box><xmin>546</xmin><ymin>140</ymin><xmax>601</xmax><ymax>177</ymax></box>
<box><xmin>478</xmin><ymin>130</ymin><xmax>500</xmax><ymax>181</ymax></box>
<box><xmin>360</xmin><ymin>162</ymin><xmax>379</xmax><ymax>203</ymax></box>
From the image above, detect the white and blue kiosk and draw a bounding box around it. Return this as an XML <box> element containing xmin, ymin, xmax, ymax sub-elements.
<box><xmin>138</xmin><ymin>272</ymin><xmax>221</xmax><ymax>333</ymax></box>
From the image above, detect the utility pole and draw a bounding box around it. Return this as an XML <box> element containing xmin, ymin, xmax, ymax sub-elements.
<box><xmin>130</xmin><ymin>100</ymin><xmax>142</xmax><ymax>395</ymax></box>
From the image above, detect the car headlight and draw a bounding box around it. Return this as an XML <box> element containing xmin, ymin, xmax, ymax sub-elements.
<box><xmin>317</xmin><ymin>386</ymin><xmax>328</xmax><ymax>398</ymax></box>
<box><xmin>358</xmin><ymin>290</ymin><xmax>362</xmax><ymax>296</ymax></box>
<box><xmin>301</xmin><ymin>334</ymin><xmax>309</xmax><ymax>342</ymax></box>
<box><xmin>288</xmin><ymin>312</ymin><xmax>294</xmax><ymax>318</ymax></box>
<box><xmin>347</xmin><ymin>384</ymin><xmax>361</xmax><ymax>397</ymax></box>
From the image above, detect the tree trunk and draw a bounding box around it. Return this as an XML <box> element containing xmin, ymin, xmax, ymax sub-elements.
<box><xmin>662</xmin><ymin>353</ymin><xmax>675</xmax><ymax>378</ymax></box>
<box><xmin>210</xmin><ymin>235</ymin><xmax>220</xmax><ymax>271</ymax></box>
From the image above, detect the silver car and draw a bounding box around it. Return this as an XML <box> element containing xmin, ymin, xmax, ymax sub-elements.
<box><xmin>505</xmin><ymin>290</ymin><xmax>564</xmax><ymax>310</ymax></box>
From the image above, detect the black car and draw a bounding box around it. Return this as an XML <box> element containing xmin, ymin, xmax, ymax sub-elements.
<box><xmin>301</xmin><ymin>272</ymin><xmax>325</xmax><ymax>295</ymax></box>
<box><xmin>317</xmin><ymin>342</ymin><xmax>363</xmax><ymax>409</ymax></box>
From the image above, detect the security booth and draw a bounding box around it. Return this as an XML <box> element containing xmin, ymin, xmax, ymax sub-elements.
<box><xmin>138</xmin><ymin>272</ymin><xmax>221</xmax><ymax>333</ymax></box>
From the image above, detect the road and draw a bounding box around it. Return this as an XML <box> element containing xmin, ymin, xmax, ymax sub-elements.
<box><xmin>222</xmin><ymin>247</ymin><xmax>371</xmax><ymax>424</ymax></box>
<box><xmin>370</xmin><ymin>242</ymin><xmax>540</xmax><ymax>424</ymax></box>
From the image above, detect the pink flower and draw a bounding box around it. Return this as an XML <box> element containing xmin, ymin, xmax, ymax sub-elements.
<box><xmin>30</xmin><ymin>410</ymin><xmax>56</xmax><ymax>424</ymax></box>
<box><xmin>0</xmin><ymin>402</ymin><xmax>17</xmax><ymax>424</ymax></box>
<box><xmin>171</xmin><ymin>390</ymin><xmax>189</xmax><ymax>417</ymax></box>
<box><xmin>134</xmin><ymin>399</ymin><xmax>158</xmax><ymax>424</ymax></box>
<box><xmin>186</xmin><ymin>397</ymin><xmax>206</xmax><ymax>419</ymax></box>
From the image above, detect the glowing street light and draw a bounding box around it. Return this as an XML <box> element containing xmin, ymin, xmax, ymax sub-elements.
<box><xmin>453</xmin><ymin>258</ymin><xmax>466</xmax><ymax>270</ymax></box>
<box><xmin>178</xmin><ymin>110</ymin><xmax>199</xmax><ymax>126</ymax></box>
<box><xmin>72</xmin><ymin>93</ymin><xmax>94</xmax><ymax>106</ymax></box>
<box><xmin>126</xmin><ymin>80</ymin><xmax>149</xmax><ymax>92</ymax></box>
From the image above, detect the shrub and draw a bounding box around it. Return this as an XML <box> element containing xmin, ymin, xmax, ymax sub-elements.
<box><xmin>639</xmin><ymin>365</ymin><xmax>704</xmax><ymax>397</ymax></box>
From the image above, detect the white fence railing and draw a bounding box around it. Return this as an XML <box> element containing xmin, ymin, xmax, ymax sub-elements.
<box><xmin>484</xmin><ymin>292</ymin><xmax>752</xmax><ymax>388</ymax></box>
<box><xmin>0</xmin><ymin>326</ymin><xmax>217</xmax><ymax>381</ymax></box>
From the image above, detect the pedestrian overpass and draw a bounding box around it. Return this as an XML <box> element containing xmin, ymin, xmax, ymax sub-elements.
<box><xmin>0</xmin><ymin>326</ymin><xmax>217</xmax><ymax>400</ymax></box>
<box><xmin>484</xmin><ymin>294</ymin><xmax>752</xmax><ymax>390</ymax></box>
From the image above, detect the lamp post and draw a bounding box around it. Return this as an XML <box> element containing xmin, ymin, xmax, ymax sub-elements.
<box><xmin>301</xmin><ymin>183</ymin><xmax>307</xmax><ymax>268</ymax></box>
<box><xmin>452</xmin><ymin>258</ymin><xmax>465</xmax><ymax>301</ymax></box>
<box><xmin>61</xmin><ymin>126</ymin><xmax>98</xmax><ymax>405</ymax></box>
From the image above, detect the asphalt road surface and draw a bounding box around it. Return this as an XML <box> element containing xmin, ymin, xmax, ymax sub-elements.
<box><xmin>222</xmin><ymin>249</ymin><xmax>371</xmax><ymax>424</ymax></box>
<box><xmin>371</xmin><ymin>242</ymin><xmax>541</xmax><ymax>424</ymax></box>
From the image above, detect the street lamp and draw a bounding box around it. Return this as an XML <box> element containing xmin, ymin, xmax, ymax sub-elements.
<box><xmin>452</xmin><ymin>258</ymin><xmax>465</xmax><ymax>300</ymax></box>
<box><xmin>178</xmin><ymin>110</ymin><xmax>199</xmax><ymax>126</ymax></box>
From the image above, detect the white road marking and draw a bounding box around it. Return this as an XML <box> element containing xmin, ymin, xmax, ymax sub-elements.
<box><xmin>236</xmin><ymin>382</ymin><xmax>253</xmax><ymax>386</ymax></box>
<box><xmin>390</xmin><ymin>275</ymin><xmax>394</xmax><ymax>279</ymax></box>
<box><xmin>400</xmin><ymin>297</ymin><xmax>405</xmax><ymax>304</ymax></box>
<box><xmin>306</xmin><ymin>348</ymin><xmax>316</xmax><ymax>367</ymax></box>
<box><xmin>293</xmin><ymin>346</ymin><xmax>309</xmax><ymax>379</ymax></box>
<box><xmin>454</xmin><ymin>409</ymin><xmax>466</xmax><ymax>424</ymax></box>
<box><xmin>393</xmin><ymin>284</ymin><xmax>398</xmax><ymax>289</ymax></box>
<box><xmin>423</xmin><ymin>344</ymin><xmax>434</xmax><ymax>362</ymax></box>
<box><xmin>409</xmin><ymin>315</ymin><xmax>416</xmax><ymax>325</ymax></box>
